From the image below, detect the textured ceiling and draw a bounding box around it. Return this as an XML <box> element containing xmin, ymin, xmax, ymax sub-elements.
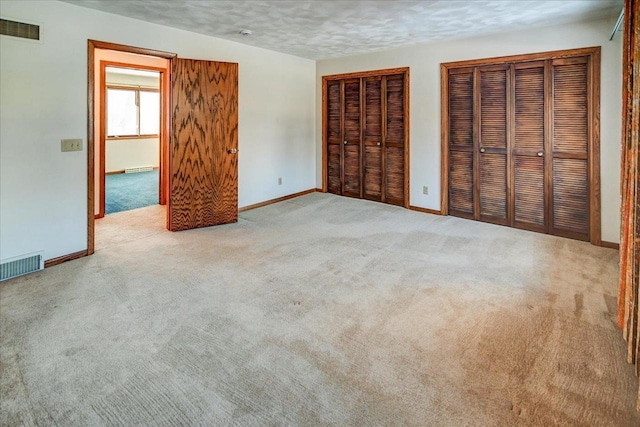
<box><xmin>63</xmin><ymin>0</ymin><xmax>623</xmax><ymax>60</ymax></box>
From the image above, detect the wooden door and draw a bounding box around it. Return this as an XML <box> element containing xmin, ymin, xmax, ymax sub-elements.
<box><xmin>363</xmin><ymin>77</ymin><xmax>383</xmax><ymax>201</ymax></box>
<box><xmin>326</xmin><ymin>80</ymin><xmax>342</xmax><ymax>195</ymax></box>
<box><xmin>343</xmin><ymin>79</ymin><xmax>362</xmax><ymax>198</ymax></box>
<box><xmin>385</xmin><ymin>74</ymin><xmax>406</xmax><ymax>206</ymax></box>
<box><xmin>550</xmin><ymin>57</ymin><xmax>590</xmax><ymax>240</ymax></box>
<box><xmin>512</xmin><ymin>62</ymin><xmax>547</xmax><ymax>232</ymax></box>
<box><xmin>477</xmin><ymin>65</ymin><xmax>509</xmax><ymax>225</ymax></box>
<box><xmin>169</xmin><ymin>58</ymin><xmax>238</xmax><ymax>231</ymax></box>
<box><xmin>447</xmin><ymin>68</ymin><xmax>475</xmax><ymax>219</ymax></box>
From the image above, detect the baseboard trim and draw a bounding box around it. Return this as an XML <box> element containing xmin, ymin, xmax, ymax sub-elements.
<box><xmin>106</xmin><ymin>166</ymin><xmax>159</xmax><ymax>175</ymax></box>
<box><xmin>601</xmin><ymin>241</ymin><xmax>620</xmax><ymax>250</ymax></box>
<box><xmin>409</xmin><ymin>205</ymin><xmax>443</xmax><ymax>215</ymax></box>
<box><xmin>44</xmin><ymin>250</ymin><xmax>88</xmax><ymax>268</ymax></box>
<box><xmin>239</xmin><ymin>189</ymin><xmax>317</xmax><ymax>213</ymax></box>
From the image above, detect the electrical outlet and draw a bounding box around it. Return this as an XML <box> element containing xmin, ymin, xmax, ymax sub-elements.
<box><xmin>61</xmin><ymin>139</ymin><xmax>82</xmax><ymax>152</ymax></box>
<box><xmin>278</xmin><ymin>177</ymin><xmax>282</xmax><ymax>185</ymax></box>
<box><xmin>423</xmin><ymin>185</ymin><xmax>429</xmax><ymax>195</ymax></box>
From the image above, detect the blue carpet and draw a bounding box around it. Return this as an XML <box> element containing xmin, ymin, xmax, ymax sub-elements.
<box><xmin>106</xmin><ymin>170</ymin><xmax>159</xmax><ymax>214</ymax></box>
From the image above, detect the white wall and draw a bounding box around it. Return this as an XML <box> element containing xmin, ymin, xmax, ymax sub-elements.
<box><xmin>106</xmin><ymin>138</ymin><xmax>159</xmax><ymax>173</ymax></box>
<box><xmin>0</xmin><ymin>0</ymin><xmax>316</xmax><ymax>261</ymax></box>
<box><xmin>105</xmin><ymin>72</ymin><xmax>159</xmax><ymax>88</ymax></box>
<box><xmin>316</xmin><ymin>17</ymin><xmax>622</xmax><ymax>243</ymax></box>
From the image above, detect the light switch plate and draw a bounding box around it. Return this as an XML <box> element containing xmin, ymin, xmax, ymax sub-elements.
<box><xmin>61</xmin><ymin>139</ymin><xmax>82</xmax><ymax>152</ymax></box>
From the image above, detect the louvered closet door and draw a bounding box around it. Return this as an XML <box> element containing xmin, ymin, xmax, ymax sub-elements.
<box><xmin>513</xmin><ymin>62</ymin><xmax>547</xmax><ymax>232</ymax></box>
<box><xmin>550</xmin><ymin>57</ymin><xmax>590</xmax><ymax>240</ymax></box>
<box><xmin>478</xmin><ymin>66</ymin><xmax>508</xmax><ymax>225</ymax></box>
<box><xmin>363</xmin><ymin>77</ymin><xmax>383</xmax><ymax>201</ymax></box>
<box><xmin>448</xmin><ymin>69</ymin><xmax>475</xmax><ymax>218</ymax></box>
<box><xmin>343</xmin><ymin>79</ymin><xmax>362</xmax><ymax>198</ymax></box>
<box><xmin>326</xmin><ymin>80</ymin><xmax>342</xmax><ymax>195</ymax></box>
<box><xmin>385</xmin><ymin>74</ymin><xmax>406</xmax><ymax>206</ymax></box>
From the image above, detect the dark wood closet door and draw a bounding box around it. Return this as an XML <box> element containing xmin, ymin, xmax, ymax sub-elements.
<box><xmin>445</xmin><ymin>49</ymin><xmax>596</xmax><ymax>243</ymax></box>
<box><xmin>448</xmin><ymin>69</ymin><xmax>475</xmax><ymax>218</ymax></box>
<box><xmin>513</xmin><ymin>62</ymin><xmax>547</xmax><ymax>232</ymax></box>
<box><xmin>385</xmin><ymin>74</ymin><xmax>406</xmax><ymax>206</ymax></box>
<box><xmin>343</xmin><ymin>79</ymin><xmax>361</xmax><ymax>198</ymax></box>
<box><xmin>478</xmin><ymin>66</ymin><xmax>509</xmax><ymax>225</ymax></box>
<box><xmin>550</xmin><ymin>57</ymin><xmax>590</xmax><ymax>240</ymax></box>
<box><xmin>327</xmin><ymin>80</ymin><xmax>342</xmax><ymax>195</ymax></box>
<box><xmin>169</xmin><ymin>58</ymin><xmax>238</xmax><ymax>231</ymax></box>
<box><xmin>363</xmin><ymin>77</ymin><xmax>383</xmax><ymax>201</ymax></box>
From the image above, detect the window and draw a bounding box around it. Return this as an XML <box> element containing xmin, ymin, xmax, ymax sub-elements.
<box><xmin>107</xmin><ymin>87</ymin><xmax>160</xmax><ymax>137</ymax></box>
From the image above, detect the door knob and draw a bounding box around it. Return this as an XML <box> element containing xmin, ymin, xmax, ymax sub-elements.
<box><xmin>377</xmin><ymin>142</ymin><xmax>381</xmax><ymax>146</ymax></box>
<box><xmin>228</xmin><ymin>148</ymin><xmax>238</xmax><ymax>154</ymax></box>
<box><xmin>480</xmin><ymin>147</ymin><xmax>486</xmax><ymax>153</ymax></box>
<box><xmin>344</xmin><ymin>140</ymin><xmax>348</xmax><ymax>145</ymax></box>
<box><xmin>537</xmin><ymin>152</ymin><xmax>543</xmax><ymax>157</ymax></box>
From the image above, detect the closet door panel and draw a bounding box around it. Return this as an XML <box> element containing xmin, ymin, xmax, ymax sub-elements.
<box><xmin>363</xmin><ymin>77</ymin><xmax>383</xmax><ymax>201</ymax></box>
<box><xmin>553</xmin><ymin>158</ymin><xmax>588</xmax><ymax>236</ymax></box>
<box><xmin>343</xmin><ymin>79</ymin><xmax>361</xmax><ymax>197</ymax></box>
<box><xmin>449</xmin><ymin>151</ymin><xmax>474</xmax><ymax>215</ymax></box>
<box><xmin>478</xmin><ymin>67</ymin><xmax>508</xmax><ymax>224</ymax></box>
<box><xmin>448</xmin><ymin>70</ymin><xmax>474</xmax><ymax>217</ymax></box>
<box><xmin>551</xmin><ymin>58</ymin><xmax>589</xmax><ymax>240</ymax></box>
<box><xmin>513</xmin><ymin>64</ymin><xmax>546</xmax><ymax>230</ymax></box>
<box><xmin>514</xmin><ymin>157</ymin><xmax>545</xmax><ymax>227</ymax></box>
<box><xmin>327</xmin><ymin>80</ymin><xmax>342</xmax><ymax>194</ymax></box>
<box><xmin>385</xmin><ymin>75</ymin><xmax>405</xmax><ymax>205</ymax></box>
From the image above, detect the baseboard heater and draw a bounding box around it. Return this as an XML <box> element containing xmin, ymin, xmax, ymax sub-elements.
<box><xmin>0</xmin><ymin>251</ymin><xmax>44</xmax><ymax>281</ymax></box>
<box><xmin>125</xmin><ymin>166</ymin><xmax>154</xmax><ymax>174</ymax></box>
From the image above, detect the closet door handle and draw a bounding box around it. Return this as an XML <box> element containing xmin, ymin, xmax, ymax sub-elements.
<box><xmin>344</xmin><ymin>140</ymin><xmax>348</xmax><ymax>145</ymax></box>
<box><xmin>480</xmin><ymin>147</ymin><xmax>486</xmax><ymax>153</ymax></box>
<box><xmin>537</xmin><ymin>152</ymin><xmax>543</xmax><ymax>157</ymax></box>
<box><xmin>377</xmin><ymin>142</ymin><xmax>381</xmax><ymax>146</ymax></box>
<box><xmin>228</xmin><ymin>148</ymin><xmax>238</xmax><ymax>154</ymax></box>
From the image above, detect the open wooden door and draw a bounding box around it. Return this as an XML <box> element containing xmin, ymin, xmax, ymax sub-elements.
<box><xmin>169</xmin><ymin>58</ymin><xmax>238</xmax><ymax>231</ymax></box>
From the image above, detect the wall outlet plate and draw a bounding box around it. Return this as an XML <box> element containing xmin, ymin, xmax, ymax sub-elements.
<box><xmin>423</xmin><ymin>186</ymin><xmax>429</xmax><ymax>195</ymax></box>
<box><xmin>61</xmin><ymin>138</ymin><xmax>82</xmax><ymax>152</ymax></box>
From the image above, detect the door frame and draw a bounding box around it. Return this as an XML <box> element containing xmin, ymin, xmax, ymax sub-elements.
<box><xmin>87</xmin><ymin>40</ymin><xmax>176</xmax><ymax>255</ymax></box>
<box><xmin>440</xmin><ymin>46</ymin><xmax>601</xmax><ymax>245</ymax></box>
<box><xmin>321</xmin><ymin>67</ymin><xmax>410</xmax><ymax>209</ymax></box>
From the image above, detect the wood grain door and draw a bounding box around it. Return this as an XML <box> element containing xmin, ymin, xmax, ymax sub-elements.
<box><xmin>477</xmin><ymin>65</ymin><xmax>509</xmax><ymax>225</ymax></box>
<box><xmin>169</xmin><ymin>58</ymin><xmax>238</xmax><ymax>231</ymax></box>
<box><xmin>327</xmin><ymin>80</ymin><xmax>342</xmax><ymax>195</ymax></box>
<box><xmin>385</xmin><ymin>74</ymin><xmax>406</xmax><ymax>206</ymax></box>
<box><xmin>549</xmin><ymin>57</ymin><xmax>590</xmax><ymax>241</ymax></box>
<box><xmin>447</xmin><ymin>68</ymin><xmax>475</xmax><ymax>219</ymax></box>
<box><xmin>512</xmin><ymin>62</ymin><xmax>547</xmax><ymax>232</ymax></box>
<box><xmin>343</xmin><ymin>79</ymin><xmax>362</xmax><ymax>198</ymax></box>
<box><xmin>363</xmin><ymin>77</ymin><xmax>383</xmax><ymax>201</ymax></box>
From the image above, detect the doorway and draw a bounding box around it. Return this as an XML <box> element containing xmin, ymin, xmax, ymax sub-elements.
<box><xmin>104</xmin><ymin>66</ymin><xmax>162</xmax><ymax>215</ymax></box>
<box><xmin>87</xmin><ymin>40</ymin><xmax>240</xmax><ymax>255</ymax></box>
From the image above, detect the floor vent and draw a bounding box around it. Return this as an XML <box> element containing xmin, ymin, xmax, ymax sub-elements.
<box><xmin>0</xmin><ymin>19</ymin><xmax>40</xmax><ymax>41</ymax></box>
<box><xmin>0</xmin><ymin>252</ymin><xmax>44</xmax><ymax>281</ymax></box>
<box><xmin>125</xmin><ymin>166</ymin><xmax>154</xmax><ymax>174</ymax></box>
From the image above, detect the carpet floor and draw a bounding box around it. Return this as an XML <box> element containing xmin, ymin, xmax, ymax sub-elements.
<box><xmin>1</xmin><ymin>193</ymin><xmax>638</xmax><ymax>426</ymax></box>
<box><xmin>105</xmin><ymin>170</ymin><xmax>159</xmax><ymax>215</ymax></box>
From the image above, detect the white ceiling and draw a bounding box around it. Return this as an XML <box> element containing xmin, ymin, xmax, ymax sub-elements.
<box><xmin>64</xmin><ymin>0</ymin><xmax>623</xmax><ymax>60</ymax></box>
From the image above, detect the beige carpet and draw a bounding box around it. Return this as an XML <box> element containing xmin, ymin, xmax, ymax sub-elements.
<box><xmin>1</xmin><ymin>192</ymin><xmax>638</xmax><ymax>426</ymax></box>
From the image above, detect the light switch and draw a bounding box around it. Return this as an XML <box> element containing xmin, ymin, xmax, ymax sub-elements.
<box><xmin>61</xmin><ymin>139</ymin><xmax>82</xmax><ymax>152</ymax></box>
